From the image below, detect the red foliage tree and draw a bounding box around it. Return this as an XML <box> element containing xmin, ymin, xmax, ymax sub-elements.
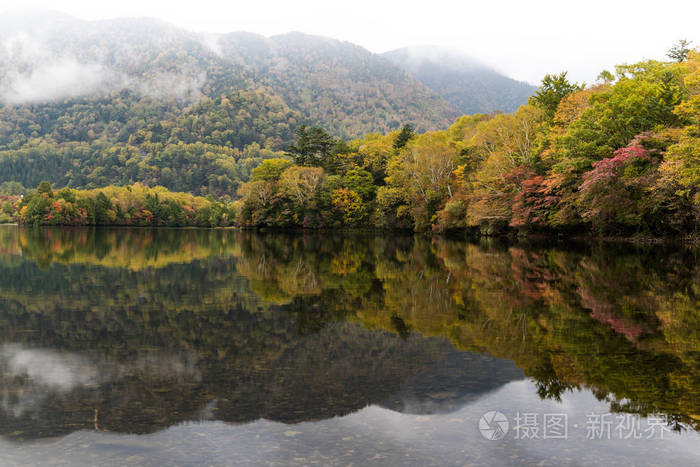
<box><xmin>578</xmin><ymin>144</ymin><xmax>658</xmax><ymax>232</ymax></box>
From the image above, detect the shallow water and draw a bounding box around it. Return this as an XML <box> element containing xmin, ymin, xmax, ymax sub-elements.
<box><xmin>0</xmin><ymin>226</ymin><xmax>698</xmax><ymax>466</ymax></box>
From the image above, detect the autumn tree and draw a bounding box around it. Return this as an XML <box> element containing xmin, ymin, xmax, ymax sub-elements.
<box><xmin>331</xmin><ymin>188</ymin><xmax>368</xmax><ymax>226</ymax></box>
<box><xmin>351</xmin><ymin>132</ymin><xmax>396</xmax><ymax>185</ymax></box>
<box><xmin>37</xmin><ymin>181</ymin><xmax>54</xmax><ymax>198</ymax></box>
<box><xmin>251</xmin><ymin>158</ymin><xmax>294</xmax><ymax>182</ymax></box>
<box><xmin>529</xmin><ymin>72</ymin><xmax>582</xmax><ymax>120</ymax></box>
<box><xmin>279</xmin><ymin>166</ymin><xmax>326</xmax><ymax>209</ymax></box>
<box><xmin>470</xmin><ymin>105</ymin><xmax>544</xmax><ymax>167</ymax></box>
<box><xmin>341</xmin><ymin>168</ymin><xmax>376</xmax><ymax>201</ymax></box>
<box><xmin>577</xmin><ymin>145</ymin><xmax>660</xmax><ymax>233</ymax></box>
<box><xmin>667</xmin><ymin>40</ymin><xmax>693</xmax><ymax>62</ymax></box>
<box><xmin>386</xmin><ymin>131</ymin><xmax>460</xmax><ymax>229</ymax></box>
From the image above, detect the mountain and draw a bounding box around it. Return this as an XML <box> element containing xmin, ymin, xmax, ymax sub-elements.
<box><xmin>218</xmin><ymin>32</ymin><xmax>456</xmax><ymax>136</ymax></box>
<box><xmin>383</xmin><ymin>46</ymin><xmax>537</xmax><ymax>115</ymax></box>
<box><xmin>0</xmin><ymin>13</ymin><xmax>532</xmax><ymax>196</ymax></box>
<box><xmin>0</xmin><ymin>13</ymin><xmax>454</xmax><ymax>138</ymax></box>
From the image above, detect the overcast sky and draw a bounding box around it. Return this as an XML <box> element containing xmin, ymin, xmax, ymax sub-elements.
<box><xmin>1</xmin><ymin>0</ymin><xmax>697</xmax><ymax>84</ymax></box>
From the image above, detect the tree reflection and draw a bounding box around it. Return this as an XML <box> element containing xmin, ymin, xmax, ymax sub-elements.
<box><xmin>0</xmin><ymin>226</ymin><xmax>698</xmax><ymax>437</ymax></box>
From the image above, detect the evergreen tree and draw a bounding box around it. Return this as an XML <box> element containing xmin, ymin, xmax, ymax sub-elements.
<box><xmin>529</xmin><ymin>72</ymin><xmax>582</xmax><ymax>120</ymax></box>
<box><xmin>667</xmin><ymin>40</ymin><xmax>693</xmax><ymax>62</ymax></box>
<box><xmin>393</xmin><ymin>124</ymin><xmax>415</xmax><ymax>151</ymax></box>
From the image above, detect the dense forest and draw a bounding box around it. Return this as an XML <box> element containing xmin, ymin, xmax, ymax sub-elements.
<box><xmin>233</xmin><ymin>47</ymin><xmax>700</xmax><ymax>237</ymax></box>
<box><xmin>0</xmin><ymin>13</ymin><xmax>532</xmax><ymax>198</ymax></box>
<box><xmin>9</xmin><ymin>182</ymin><xmax>235</xmax><ymax>227</ymax></box>
<box><xmin>216</xmin><ymin>32</ymin><xmax>457</xmax><ymax>136</ymax></box>
<box><xmin>0</xmin><ymin>88</ymin><xmax>294</xmax><ymax>197</ymax></box>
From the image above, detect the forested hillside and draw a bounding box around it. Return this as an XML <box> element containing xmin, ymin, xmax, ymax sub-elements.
<box><xmin>1</xmin><ymin>13</ymin><xmax>696</xmax><ymax>238</ymax></box>
<box><xmin>383</xmin><ymin>46</ymin><xmax>536</xmax><ymax>115</ymax></box>
<box><xmin>233</xmin><ymin>48</ymin><xmax>700</xmax><ymax>237</ymax></box>
<box><xmin>219</xmin><ymin>32</ymin><xmax>456</xmax><ymax>136</ymax></box>
<box><xmin>0</xmin><ymin>13</ymin><xmax>471</xmax><ymax>196</ymax></box>
<box><xmin>0</xmin><ymin>14</ymin><xmax>295</xmax><ymax>196</ymax></box>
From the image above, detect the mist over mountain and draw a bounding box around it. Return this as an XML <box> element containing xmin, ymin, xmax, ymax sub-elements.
<box><xmin>0</xmin><ymin>12</ymin><xmax>457</xmax><ymax>135</ymax></box>
<box><xmin>0</xmin><ymin>12</ymin><xmax>535</xmax><ymax>196</ymax></box>
<box><xmin>217</xmin><ymin>31</ymin><xmax>456</xmax><ymax>136</ymax></box>
<box><xmin>383</xmin><ymin>46</ymin><xmax>537</xmax><ymax>115</ymax></box>
<box><xmin>0</xmin><ymin>13</ymin><xmax>532</xmax><ymax>133</ymax></box>
<box><xmin>0</xmin><ymin>12</ymin><xmax>245</xmax><ymax>104</ymax></box>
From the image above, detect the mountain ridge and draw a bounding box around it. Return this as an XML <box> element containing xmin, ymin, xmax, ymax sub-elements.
<box><xmin>383</xmin><ymin>45</ymin><xmax>537</xmax><ymax>115</ymax></box>
<box><xmin>0</xmin><ymin>12</ymin><xmax>536</xmax><ymax>196</ymax></box>
<box><xmin>0</xmin><ymin>12</ymin><xmax>533</xmax><ymax>129</ymax></box>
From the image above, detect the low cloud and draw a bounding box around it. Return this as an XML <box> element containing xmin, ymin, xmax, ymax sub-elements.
<box><xmin>137</xmin><ymin>71</ymin><xmax>207</xmax><ymax>102</ymax></box>
<box><xmin>200</xmin><ymin>33</ymin><xmax>223</xmax><ymax>57</ymax></box>
<box><xmin>0</xmin><ymin>26</ymin><xmax>208</xmax><ymax>105</ymax></box>
<box><xmin>1</xmin><ymin>57</ymin><xmax>118</xmax><ymax>104</ymax></box>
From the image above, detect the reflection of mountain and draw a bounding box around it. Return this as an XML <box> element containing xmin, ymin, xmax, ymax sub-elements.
<box><xmin>0</xmin><ymin>344</ymin><xmax>204</xmax><ymax>439</ymax></box>
<box><xmin>379</xmin><ymin>352</ymin><xmax>523</xmax><ymax>415</ymax></box>
<box><xmin>0</xmin><ymin>243</ymin><xmax>514</xmax><ymax>440</ymax></box>
<box><xmin>0</xmin><ymin>226</ymin><xmax>698</xmax><ymax>440</ymax></box>
<box><xmin>0</xmin><ymin>309</ymin><xmax>509</xmax><ymax>440</ymax></box>
<box><xmin>0</xmin><ymin>344</ymin><xmax>525</xmax><ymax>446</ymax></box>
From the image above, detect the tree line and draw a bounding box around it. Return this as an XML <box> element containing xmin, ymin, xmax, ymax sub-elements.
<box><xmin>2</xmin><ymin>44</ymin><xmax>698</xmax><ymax>237</ymax></box>
<box><xmin>236</xmin><ymin>45</ymin><xmax>700</xmax><ymax>237</ymax></box>
<box><xmin>13</xmin><ymin>182</ymin><xmax>235</xmax><ymax>227</ymax></box>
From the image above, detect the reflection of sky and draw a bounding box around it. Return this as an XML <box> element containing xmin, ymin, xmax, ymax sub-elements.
<box><xmin>0</xmin><ymin>344</ymin><xmax>201</xmax><ymax>418</ymax></box>
<box><xmin>1</xmin><ymin>344</ymin><xmax>97</xmax><ymax>390</ymax></box>
<box><xmin>1</xmin><ymin>380</ymin><xmax>698</xmax><ymax>466</ymax></box>
<box><xmin>0</xmin><ymin>344</ymin><xmax>98</xmax><ymax>417</ymax></box>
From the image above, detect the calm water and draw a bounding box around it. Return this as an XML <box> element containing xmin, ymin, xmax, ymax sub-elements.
<box><xmin>0</xmin><ymin>226</ymin><xmax>698</xmax><ymax>466</ymax></box>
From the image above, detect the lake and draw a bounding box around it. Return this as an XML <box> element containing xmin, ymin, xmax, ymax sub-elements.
<box><xmin>0</xmin><ymin>226</ymin><xmax>698</xmax><ymax>466</ymax></box>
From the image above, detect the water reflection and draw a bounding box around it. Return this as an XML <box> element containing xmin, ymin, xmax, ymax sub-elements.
<box><xmin>0</xmin><ymin>226</ymin><xmax>698</xmax><ymax>459</ymax></box>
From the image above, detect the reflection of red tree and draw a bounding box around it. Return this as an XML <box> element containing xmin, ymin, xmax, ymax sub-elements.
<box><xmin>509</xmin><ymin>248</ymin><xmax>557</xmax><ymax>302</ymax></box>
<box><xmin>578</xmin><ymin>286</ymin><xmax>646</xmax><ymax>342</ymax></box>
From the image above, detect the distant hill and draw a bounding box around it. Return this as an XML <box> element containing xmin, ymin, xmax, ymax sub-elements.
<box><xmin>0</xmin><ymin>14</ymin><xmax>454</xmax><ymax>139</ymax></box>
<box><xmin>218</xmin><ymin>32</ymin><xmax>456</xmax><ymax>136</ymax></box>
<box><xmin>0</xmin><ymin>12</ymin><xmax>533</xmax><ymax>196</ymax></box>
<box><xmin>383</xmin><ymin>46</ymin><xmax>537</xmax><ymax>115</ymax></box>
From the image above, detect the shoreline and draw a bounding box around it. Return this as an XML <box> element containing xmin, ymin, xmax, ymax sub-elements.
<box><xmin>2</xmin><ymin>223</ymin><xmax>697</xmax><ymax>245</ymax></box>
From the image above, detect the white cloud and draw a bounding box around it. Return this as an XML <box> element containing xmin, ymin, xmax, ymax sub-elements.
<box><xmin>137</xmin><ymin>71</ymin><xmax>206</xmax><ymax>102</ymax></box>
<box><xmin>0</xmin><ymin>27</ymin><xmax>207</xmax><ymax>104</ymax></box>
<box><xmin>2</xmin><ymin>0</ymin><xmax>697</xmax><ymax>84</ymax></box>
<box><xmin>199</xmin><ymin>33</ymin><xmax>222</xmax><ymax>57</ymax></box>
<box><xmin>1</xmin><ymin>57</ymin><xmax>115</xmax><ymax>104</ymax></box>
